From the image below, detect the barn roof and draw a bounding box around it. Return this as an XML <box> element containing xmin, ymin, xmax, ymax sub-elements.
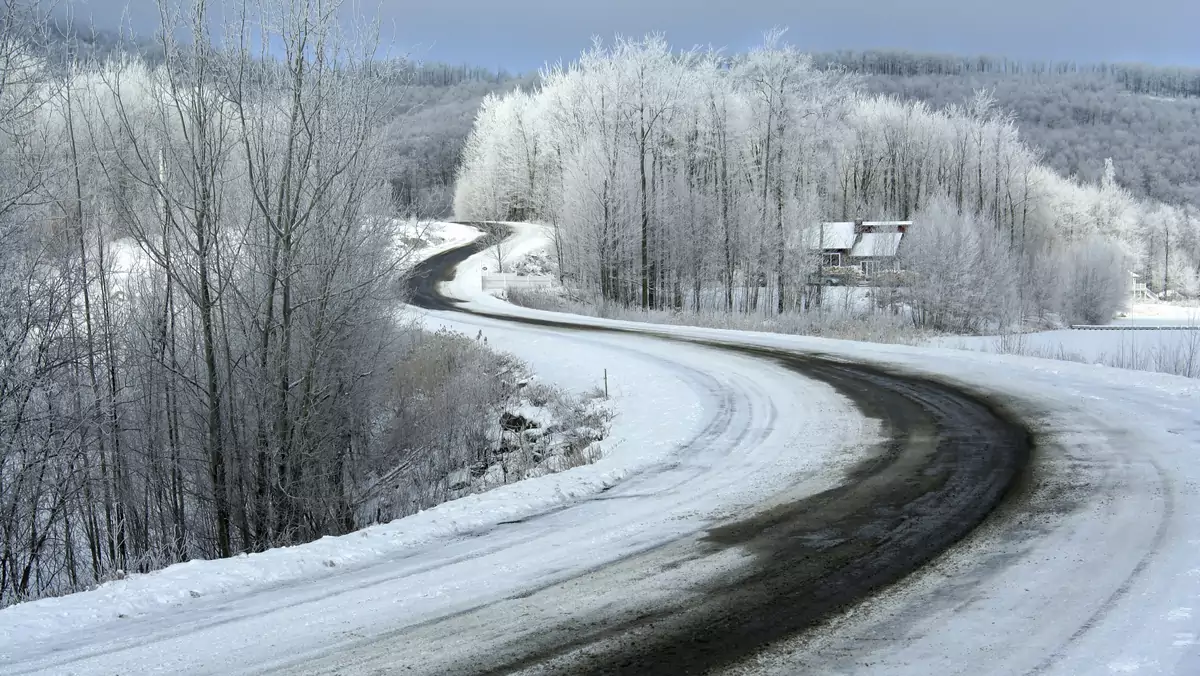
<box><xmin>851</xmin><ymin>232</ymin><xmax>904</xmax><ymax>257</ymax></box>
<box><xmin>804</xmin><ymin>222</ymin><xmax>856</xmax><ymax>250</ymax></box>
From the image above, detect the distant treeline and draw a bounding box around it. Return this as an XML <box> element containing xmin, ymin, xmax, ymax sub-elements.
<box><xmin>38</xmin><ymin>22</ymin><xmax>1200</xmax><ymax>216</ymax></box>
<box><xmin>36</xmin><ymin>18</ymin><xmax>516</xmax><ymax>87</ymax></box>
<box><xmin>814</xmin><ymin>49</ymin><xmax>1200</xmax><ymax>100</ymax></box>
<box><xmin>403</xmin><ymin>62</ymin><xmax>519</xmax><ymax>87</ymax></box>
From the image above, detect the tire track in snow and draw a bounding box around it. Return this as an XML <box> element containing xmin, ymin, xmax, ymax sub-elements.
<box><xmin>389</xmin><ymin>230</ymin><xmax>1034</xmax><ymax>675</ymax></box>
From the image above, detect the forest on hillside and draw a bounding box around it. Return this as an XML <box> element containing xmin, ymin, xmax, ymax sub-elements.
<box><xmin>820</xmin><ymin>52</ymin><xmax>1200</xmax><ymax>303</ymax></box>
<box><xmin>814</xmin><ymin>49</ymin><xmax>1200</xmax><ymax>207</ymax></box>
<box><xmin>379</xmin><ymin>71</ymin><xmax>535</xmax><ymax>217</ymax></box>
<box><xmin>0</xmin><ymin>0</ymin><xmax>581</xmax><ymax>607</ymax></box>
<box><xmin>821</xmin><ymin>51</ymin><xmax>1200</xmax><ymax>300</ymax></box>
<box><xmin>39</xmin><ymin>22</ymin><xmax>1200</xmax><ymax>237</ymax></box>
<box><xmin>454</xmin><ymin>34</ymin><xmax>1200</xmax><ymax>333</ymax></box>
<box><xmin>32</xmin><ymin>16</ymin><xmax>533</xmax><ymax>219</ymax></box>
<box><xmin>432</xmin><ymin>45</ymin><xmax>1200</xmax><ymax>314</ymax></box>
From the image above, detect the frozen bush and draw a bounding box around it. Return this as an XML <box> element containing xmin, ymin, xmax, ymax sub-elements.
<box><xmin>900</xmin><ymin>197</ymin><xmax>1018</xmax><ymax>333</ymax></box>
<box><xmin>363</xmin><ymin>328</ymin><xmax>613</xmax><ymax>524</ymax></box>
<box><xmin>1060</xmin><ymin>236</ymin><xmax>1127</xmax><ymax>325</ymax></box>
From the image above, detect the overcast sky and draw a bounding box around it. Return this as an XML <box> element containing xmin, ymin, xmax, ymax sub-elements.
<box><xmin>73</xmin><ymin>0</ymin><xmax>1200</xmax><ymax>72</ymax></box>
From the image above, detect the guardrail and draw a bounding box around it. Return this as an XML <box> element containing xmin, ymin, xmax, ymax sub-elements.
<box><xmin>481</xmin><ymin>274</ymin><xmax>554</xmax><ymax>292</ymax></box>
<box><xmin>1070</xmin><ymin>325</ymin><xmax>1200</xmax><ymax>330</ymax></box>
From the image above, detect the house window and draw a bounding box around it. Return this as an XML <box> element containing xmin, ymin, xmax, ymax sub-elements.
<box><xmin>821</xmin><ymin>252</ymin><xmax>842</xmax><ymax>267</ymax></box>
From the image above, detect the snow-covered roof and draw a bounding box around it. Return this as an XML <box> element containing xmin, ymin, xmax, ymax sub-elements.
<box><xmin>805</xmin><ymin>222</ymin><xmax>856</xmax><ymax>250</ymax></box>
<box><xmin>851</xmin><ymin>232</ymin><xmax>904</xmax><ymax>258</ymax></box>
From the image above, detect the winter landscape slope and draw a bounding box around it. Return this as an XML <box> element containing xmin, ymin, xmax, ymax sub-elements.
<box><xmin>0</xmin><ymin>225</ymin><xmax>872</xmax><ymax>674</ymax></box>
<box><xmin>433</xmin><ymin>223</ymin><xmax>1200</xmax><ymax>675</ymax></box>
<box><xmin>385</xmin><ymin>224</ymin><xmax>1030</xmax><ymax>674</ymax></box>
<box><xmin>3</xmin><ymin>223</ymin><xmax>1199</xmax><ymax>675</ymax></box>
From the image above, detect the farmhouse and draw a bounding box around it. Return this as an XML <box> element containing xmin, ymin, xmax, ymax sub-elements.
<box><xmin>806</xmin><ymin>220</ymin><xmax>909</xmax><ymax>279</ymax></box>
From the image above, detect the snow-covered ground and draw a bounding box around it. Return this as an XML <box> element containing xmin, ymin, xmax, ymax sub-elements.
<box><xmin>436</xmin><ymin>222</ymin><xmax>1200</xmax><ymax>675</ymax></box>
<box><xmin>0</xmin><ymin>223</ymin><xmax>871</xmax><ymax>674</ymax></box>
<box><xmin>400</xmin><ymin>219</ymin><xmax>481</xmax><ymax>263</ymax></box>
<box><xmin>4</xmin><ymin>221</ymin><xmax>1200</xmax><ymax>675</ymax></box>
<box><xmin>930</xmin><ymin>301</ymin><xmax>1200</xmax><ymax>379</ymax></box>
<box><xmin>933</xmin><ymin>326</ymin><xmax>1200</xmax><ymax>376</ymax></box>
<box><xmin>1118</xmin><ymin>301</ymin><xmax>1200</xmax><ymax>325</ymax></box>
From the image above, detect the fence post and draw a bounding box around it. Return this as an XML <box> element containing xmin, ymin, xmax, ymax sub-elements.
<box><xmin>604</xmin><ymin>369</ymin><xmax>608</xmax><ymax>399</ymax></box>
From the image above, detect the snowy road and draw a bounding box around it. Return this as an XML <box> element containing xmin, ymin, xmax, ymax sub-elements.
<box><xmin>367</xmin><ymin>225</ymin><xmax>1028</xmax><ymax>674</ymax></box>
<box><xmin>428</xmin><ymin>224</ymin><xmax>1200</xmax><ymax>676</ymax></box>
<box><xmin>3</xmin><ymin>223</ymin><xmax>1198</xmax><ymax>675</ymax></box>
<box><xmin>0</xmin><ymin>229</ymin><xmax>875</xmax><ymax>673</ymax></box>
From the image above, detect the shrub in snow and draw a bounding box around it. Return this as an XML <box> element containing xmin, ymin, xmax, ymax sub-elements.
<box><xmin>900</xmin><ymin>197</ymin><xmax>1019</xmax><ymax>334</ymax></box>
<box><xmin>367</xmin><ymin>329</ymin><xmax>613</xmax><ymax>524</ymax></box>
<box><xmin>511</xmin><ymin>250</ymin><xmax>557</xmax><ymax>277</ymax></box>
<box><xmin>1060</xmin><ymin>236</ymin><xmax>1127</xmax><ymax>325</ymax></box>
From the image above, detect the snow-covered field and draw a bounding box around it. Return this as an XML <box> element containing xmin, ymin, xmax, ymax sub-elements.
<box><xmin>1117</xmin><ymin>302</ymin><xmax>1200</xmax><ymax>325</ymax></box>
<box><xmin>3</xmin><ymin>221</ymin><xmax>1200</xmax><ymax>675</ymax></box>
<box><xmin>930</xmin><ymin>303</ymin><xmax>1200</xmax><ymax>378</ymax></box>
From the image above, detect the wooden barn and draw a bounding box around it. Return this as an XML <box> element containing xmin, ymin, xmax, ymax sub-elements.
<box><xmin>806</xmin><ymin>220</ymin><xmax>910</xmax><ymax>280</ymax></box>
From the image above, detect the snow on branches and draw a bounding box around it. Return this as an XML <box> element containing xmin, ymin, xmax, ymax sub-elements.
<box><xmin>454</xmin><ymin>32</ymin><xmax>1196</xmax><ymax>325</ymax></box>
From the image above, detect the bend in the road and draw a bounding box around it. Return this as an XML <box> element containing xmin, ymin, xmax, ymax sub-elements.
<box><xmin>402</xmin><ymin>227</ymin><xmax>1034</xmax><ymax>674</ymax></box>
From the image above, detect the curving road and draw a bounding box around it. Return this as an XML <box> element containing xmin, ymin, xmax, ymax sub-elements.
<box><xmin>382</xmin><ymin>226</ymin><xmax>1032</xmax><ymax>674</ymax></box>
<box><xmin>416</xmin><ymin>224</ymin><xmax>1200</xmax><ymax>676</ymax></box>
<box><xmin>6</xmin><ymin>223</ymin><xmax>1198</xmax><ymax>676</ymax></box>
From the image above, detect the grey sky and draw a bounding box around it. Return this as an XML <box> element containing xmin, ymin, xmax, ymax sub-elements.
<box><xmin>71</xmin><ymin>0</ymin><xmax>1200</xmax><ymax>71</ymax></box>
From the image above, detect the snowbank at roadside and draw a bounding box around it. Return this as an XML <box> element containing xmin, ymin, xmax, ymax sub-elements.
<box><xmin>0</xmin><ymin>221</ymin><xmax>568</xmax><ymax>644</ymax></box>
<box><xmin>401</xmin><ymin>219</ymin><xmax>483</xmax><ymax>263</ymax></box>
<box><xmin>434</xmin><ymin>221</ymin><xmax>1200</xmax><ymax>676</ymax></box>
<box><xmin>0</xmin><ymin>220</ymin><xmax>862</xmax><ymax>664</ymax></box>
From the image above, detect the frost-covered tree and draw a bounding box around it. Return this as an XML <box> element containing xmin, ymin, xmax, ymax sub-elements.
<box><xmin>1061</xmin><ymin>236</ymin><xmax>1128</xmax><ymax>324</ymax></box>
<box><xmin>900</xmin><ymin>197</ymin><xmax>1018</xmax><ymax>332</ymax></box>
<box><xmin>455</xmin><ymin>31</ymin><xmax>1171</xmax><ymax>322</ymax></box>
<box><xmin>0</xmin><ymin>0</ymin><xmax>531</xmax><ymax>606</ymax></box>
